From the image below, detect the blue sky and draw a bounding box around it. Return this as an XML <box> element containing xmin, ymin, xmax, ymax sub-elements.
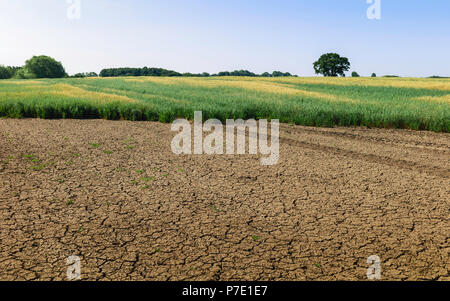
<box><xmin>0</xmin><ymin>0</ymin><xmax>449</xmax><ymax>76</ymax></box>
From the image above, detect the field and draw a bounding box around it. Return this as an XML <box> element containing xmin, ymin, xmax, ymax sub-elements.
<box><xmin>0</xmin><ymin>119</ymin><xmax>448</xmax><ymax>280</ymax></box>
<box><xmin>0</xmin><ymin>76</ymin><xmax>449</xmax><ymax>281</ymax></box>
<box><xmin>0</xmin><ymin>76</ymin><xmax>449</xmax><ymax>132</ymax></box>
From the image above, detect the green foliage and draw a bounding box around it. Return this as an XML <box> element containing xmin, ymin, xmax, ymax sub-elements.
<box><xmin>182</xmin><ymin>72</ymin><xmax>210</xmax><ymax>77</ymax></box>
<box><xmin>218</xmin><ymin>70</ymin><xmax>257</xmax><ymax>77</ymax></box>
<box><xmin>14</xmin><ymin>67</ymin><xmax>36</xmax><ymax>79</ymax></box>
<box><xmin>99</xmin><ymin>67</ymin><xmax>295</xmax><ymax>78</ymax></box>
<box><xmin>72</xmin><ymin>72</ymin><xmax>98</xmax><ymax>78</ymax></box>
<box><xmin>313</xmin><ymin>53</ymin><xmax>351</xmax><ymax>77</ymax></box>
<box><xmin>351</xmin><ymin>71</ymin><xmax>360</xmax><ymax>77</ymax></box>
<box><xmin>0</xmin><ymin>66</ymin><xmax>12</xmax><ymax>79</ymax></box>
<box><xmin>371</xmin><ymin>73</ymin><xmax>377</xmax><ymax>77</ymax></box>
<box><xmin>24</xmin><ymin>56</ymin><xmax>66</xmax><ymax>78</ymax></box>
<box><xmin>100</xmin><ymin>67</ymin><xmax>181</xmax><ymax>77</ymax></box>
<box><xmin>0</xmin><ymin>65</ymin><xmax>21</xmax><ymax>79</ymax></box>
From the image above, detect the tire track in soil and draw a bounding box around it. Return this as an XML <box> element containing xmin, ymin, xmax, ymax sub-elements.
<box><xmin>278</xmin><ymin>135</ymin><xmax>449</xmax><ymax>178</ymax></box>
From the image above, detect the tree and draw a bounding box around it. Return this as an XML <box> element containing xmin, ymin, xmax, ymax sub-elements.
<box><xmin>72</xmin><ymin>72</ymin><xmax>98</xmax><ymax>78</ymax></box>
<box><xmin>272</xmin><ymin>71</ymin><xmax>292</xmax><ymax>77</ymax></box>
<box><xmin>351</xmin><ymin>71</ymin><xmax>360</xmax><ymax>77</ymax></box>
<box><xmin>371</xmin><ymin>73</ymin><xmax>377</xmax><ymax>77</ymax></box>
<box><xmin>0</xmin><ymin>65</ymin><xmax>21</xmax><ymax>79</ymax></box>
<box><xmin>0</xmin><ymin>65</ymin><xmax>12</xmax><ymax>79</ymax></box>
<box><xmin>100</xmin><ymin>67</ymin><xmax>181</xmax><ymax>77</ymax></box>
<box><xmin>313</xmin><ymin>53</ymin><xmax>350</xmax><ymax>77</ymax></box>
<box><xmin>23</xmin><ymin>55</ymin><xmax>66</xmax><ymax>78</ymax></box>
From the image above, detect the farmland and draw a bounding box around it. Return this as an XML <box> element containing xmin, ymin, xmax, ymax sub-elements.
<box><xmin>0</xmin><ymin>76</ymin><xmax>449</xmax><ymax>132</ymax></box>
<box><xmin>1</xmin><ymin>119</ymin><xmax>449</xmax><ymax>280</ymax></box>
<box><xmin>1</xmin><ymin>76</ymin><xmax>449</xmax><ymax>281</ymax></box>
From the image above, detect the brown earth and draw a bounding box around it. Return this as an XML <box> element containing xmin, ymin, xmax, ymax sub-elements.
<box><xmin>0</xmin><ymin>119</ymin><xmax>448</xmax><ymax>281</ymax></box>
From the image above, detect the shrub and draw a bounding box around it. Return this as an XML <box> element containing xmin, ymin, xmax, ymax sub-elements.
<box><xmin>24</xmin><ymin>55</ymin><xmax>67</xmax><ymax>78</ymax></box>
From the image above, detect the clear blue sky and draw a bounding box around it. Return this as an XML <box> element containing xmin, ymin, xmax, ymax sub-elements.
<box><xmin>1</xmin><ymin>0</ymin><xmax>449</xmax><ymax>77</ymax></box>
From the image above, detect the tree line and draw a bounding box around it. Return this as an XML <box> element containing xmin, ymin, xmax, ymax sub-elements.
<box><xmin>0</xmin><ymin>55</ymin><xmax>297</xmax><ymax>79</ymax></box>
<box><xmin>2</xmin><ymin>54</ymin><xmax>444</xmax><ymax>80</ymax></box>
<box><xmin>0</xmin><ymin>56</ymin><xmax>66</xmax><ymax>79</ymax></box>
<box><xmin>99</xmin><ymin>67</ymin><xmax>296</xmax><ymax>78</ymax></box>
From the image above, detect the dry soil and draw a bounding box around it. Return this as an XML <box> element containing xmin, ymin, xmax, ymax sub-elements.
<box><xmin>0</xmin><ymin>119</ymin><xmax>448</xmax><ymax>281</ymax></box>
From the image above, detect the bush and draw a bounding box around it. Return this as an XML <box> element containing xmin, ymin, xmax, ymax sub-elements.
<box><xmin>371</xmin><ymin>73</ymin><xmax>377</xmax><ymax>77</ymax></box>
<box><xmin>14</xmin><ymin>67</ymin><xmax>37</xmax><ymax>79</ymax></box>
<box><xmin>24</xmin><ymin>55</ymin><xmax>67</xmax><ymax>78</ymax></box>
<box><xmin>351</xmin><ymin>71</ymin><xmax>360</xmax><ymax>77</ymax></box>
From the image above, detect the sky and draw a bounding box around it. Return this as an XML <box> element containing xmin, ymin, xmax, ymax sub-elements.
<box><xmin>0</xmin><ymin>0</ymin><xmax>449</xmax><ymax>77</ymax></box>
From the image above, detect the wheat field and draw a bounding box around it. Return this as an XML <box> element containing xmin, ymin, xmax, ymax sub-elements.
<box><xmin>0</xmin><ymin>76</ymin><xmax>449</xmax><ymax>132</ymax></box>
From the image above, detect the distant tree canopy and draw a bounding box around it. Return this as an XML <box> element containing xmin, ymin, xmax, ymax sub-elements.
<box><xmin>72</xmin><ymin>72</ymin><xmax>98</xmax><ymax>78</ymax></box>
<box><xmin>99</xmin><ymin>67</ymin><xmax>182</xmax><ymax>77</ymax></box>
<box><xmin>99</xmin><ymin>68</ymin><xmax>296</xmax><ymax>78</ymax></box>
<box><xmin>267</xmin><ymin>71</ymin><xmax>293</xmax><ymax>77</ymax></box>
<box><xmin>217</xmin><ymin>70</ymin><xmax>257</xmax><ymax>77</ymax></box>
<box><xmin>0</xmin><ymin>65</ymin><xmax>21</xmax><ymax>79</ymax></box>
<box><xmin>182</xmin><ymin>72</ymin><xmax>211</xmax><ymax>77</ymax></box>
<box><xmin>371</xmin><ymin>73</ymin><xmax>377</xmax><ymax>77</ymax></box>
<box><xmin>313</xmin><ymin>53</ymin><xmax>350</xmax><ymax>77</ymax></box>
<box><xmin>351</xmin><ymin>71</ymin><xmax>360</xmax><ymax>77</ymax></box>
<box><xmin>0</xmin><ymin>66</ymin><xmax>12</xmax><ymax>79</ymax></box>
<box><xmin>3</xmin><ymin>56</ymin><xmax>298</xmax><ymax>80</ymax></box>
<box><xmin>19</xmin><ymin>56</ymin><xmax>67</xmax><ymax>79</ymax></box>
<box><xmin>428</xmin><ymin>75</ymin><xmax>449</xmax><ymax>79</ymax></box>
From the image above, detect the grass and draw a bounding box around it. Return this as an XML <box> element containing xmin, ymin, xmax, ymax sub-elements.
<box><xmin>210</xmin><ymin>205</ymin><xmax>221</xmax><ymax>213</ymax></box>
<box><xmin>0</xmin><ymin>76</ymin><xmax>448</xmax><ymax>132</ymax></box>
<box><xmin>250</xmin><ymin>235</ymin><xmax>261</xmax><ymax>242</ymax></box>
<box><xmin>32</xmin><ymin>164</ymin><xmax>44</xmax><ymax>171</ymax></box>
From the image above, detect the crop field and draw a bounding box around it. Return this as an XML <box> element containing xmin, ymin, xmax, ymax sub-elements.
<box><xmin>1</xmin><ymin>76</ymin><xmax>449</xmax><ymax>281</ymax></box>
<box><xmin>0</xmin><ymin>76</ymin><xmax>449</xmax><ymax>132</ymax></box>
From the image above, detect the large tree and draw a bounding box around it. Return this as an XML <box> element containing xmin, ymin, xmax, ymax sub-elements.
<box><xmin>23</xmin><ymin>55</ymin><xmax>67</xmax><ymax>78</ymax></box>
<box><xmin>313</xmin><ymin>53</ymin><xmax>350</xmax><ymax>77</ymax></box>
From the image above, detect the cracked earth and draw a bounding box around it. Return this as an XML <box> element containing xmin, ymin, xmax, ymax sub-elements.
<box><xmin>0</xmin><ymin>119</ymin><xmax>448</xmax><ymax>281</ymax></box>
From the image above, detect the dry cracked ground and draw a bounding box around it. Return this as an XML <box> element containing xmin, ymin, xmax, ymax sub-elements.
<box><xmin>0</xmin><ymin>119</ymin><xmax>449</xmax><ymax>281</ymax></box>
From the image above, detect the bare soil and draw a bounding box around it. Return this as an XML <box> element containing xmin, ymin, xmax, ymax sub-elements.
<box><xmin>0</xmin><ymin>119</ymin><xmax>448</xmax><ymax>281</ymax></box>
